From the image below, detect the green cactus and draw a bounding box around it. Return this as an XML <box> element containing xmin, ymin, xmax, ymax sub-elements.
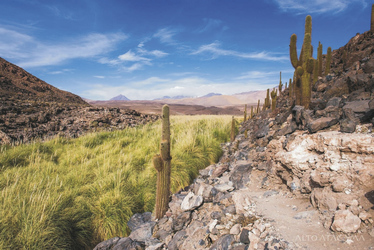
<box><xmin>230</xmin><ymin>116</ymin><xmax>236</xmax><ymax>142</ymax></box>
<box><xmin>317</xmin><ymin>42</ymin><xmax>323</xmax><ymax>77</ymax></box>
<box><xmin>289</xmin><ymin>15</ymin><xmax>314</xmax><ymax>109</ymax></box>
<box><xmin>271</xmin><ymin>88</ymin><xmax>277</xmax><ymax>112</ymax></box>
<box><xmin>279</xmin><ymin>72</ymin><xmax>283</xmax><ymax>93</ymax></box>
<box><xmin>325</xmin><ymin>47</ymin><xmax>332</xmax><ymax>75</ymax></box>
<box><xmin>289</xmin><ymin>78</ymin><xmax>293</xmax><ymax>98</ymax></box>
<box><xmin>251</xmin><ymin>106</ymin><xmax>254</xmax><ymax>119</ymax></box>
<box><xmin>244</xmin><ymin>104</ymin><xmax>247</xmax><ymax>122</ymax></box>
<box><xmin>313</xmin><ymin>59</ymin><xmax>318</xmax><ymax>84</ymax></box>
<box><xmin>257</xmin><ymin>100</ymin><xmax>260</xmax><ymax>114</ymax></box>
<box><xmin>265</xmin><ymin>89</ymin><xmax>270</xmax><ymax>109</ymax></box>
<box><xmin>153</xmin><ymin>104</ymin><xmax>172</xmax><ymax>219</ymax></box>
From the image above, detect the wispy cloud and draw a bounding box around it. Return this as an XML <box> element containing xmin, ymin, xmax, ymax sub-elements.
<box><xmin>273</xmin><ymin>0</ymin><xmax>368</xmax><ymax>14</ymax></box>
<box><xmin>154</xmin><ymin>27</ymin><xmax>179</xmax><ymax>44</ymax></box>
<box><xmin>191</xmin><ymin>41</ymin><xmax>288</xmax><ymax>61</ymax></box>
<box><xmin>195</xmin><ymin>18</ymin><xmax>226</xmax><ymax>33</ymax></box>
<box><xmin>236</xmin><ymin>70</ymin><xmax>294</xmax><ymax>80</ymax></box>
<box><xmin>48</xmin><ymin>69</ymin><xmax>74</xmax><ymax>75</ymax></box>
<box><xmin>94</xmin><ymin>75</ymin><xmax>105</xmax><ymax>79</ymax></box>
<box><xmin>99</xmin><ymin>45</ymin><xmax>168</xmax><ymax>72</ymax></box>
<box><xmin>0</xmin><ymin>26</ymin><xmax>127</xmax><ymax>68</ymax></box>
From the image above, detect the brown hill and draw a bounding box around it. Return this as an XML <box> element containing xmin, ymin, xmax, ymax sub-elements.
<box><xmin>0</xmin><ymin>57</ymin><xmax>87</xmax><ymax>105</ymax></box>
<box><xmin>155</xmin><ymin>90</ymin><xmax>267</xmax><ymax>107</ymax></box>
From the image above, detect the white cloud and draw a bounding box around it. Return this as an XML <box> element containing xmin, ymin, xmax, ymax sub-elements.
<box><xmin>192</xmin><ymin>41</ymin><xmax>288</xmax><ymax>61</ymax></box>
<box><xmin>0</xmin><ymin>26</ymin><xmax>128</xmax><ymax>68</ymax></box>
<box><xmin>94</xmin><ymin>75</ymin><xmax>105</xmax><ymax>79</ymax></box>
<box><xmin>118</xmin><ymin>50</ymin><xmax>150</xmax><ymax>62</ymax></box>
<box><xmin>236</xmin><ymin>70</ymin><xmax>294</xmax><ymax>80</ymax></box>
<box><xmin>154</xmin><ymin>27</ymin><xmax>178</xmax><ymax>44</ymax></box>
<box><xmin>273</xmin><ymin>0</ymin><xmax>367</xmax><ymax>14</ymax></box>
<box><xmin>82</xmin><ymin>75</ymin><xmax>279</xmax><ymax>101</ymax></box>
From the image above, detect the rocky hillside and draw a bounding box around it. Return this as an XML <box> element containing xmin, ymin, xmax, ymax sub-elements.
<box><xmin>0</xmin><ymin>58</ymin><xmax>159</xmax><ymax>144</ymax></box>
<box><xmin>0</xmin><ymin>57</ymin><xmax>87</xmax><ymax>105</ymax></box>
<box><xmin>94</xmin><ymin>31</ymin><xmax>374</xmax><ymax>249</ymax></box>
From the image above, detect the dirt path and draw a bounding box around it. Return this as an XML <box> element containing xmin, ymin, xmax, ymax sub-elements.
<box><xmin>247</xmin><ymin>170</ymin><xmax>374</xmax><ymax>250</ymax></box>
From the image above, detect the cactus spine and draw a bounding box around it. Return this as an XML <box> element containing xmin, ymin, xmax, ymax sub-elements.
<box><xmin>279</xmin><ymin>72</ymin><xmax>283</xmax><ymax>93</ymax></box>
<box><xmin>153</xmin><ymin>104</ymin><xmax>172</xmax><ymax>219</ymax></box>
<box><xmin>289</xmin><ymin>15</ymin><xmax>313</xmax><ymax>109</ymax></box>
<box><xmin>325</xmin><ymin>47</ymin><xmax>332</xmax><ymax>75</ymax></box>
<box><xmin>271</xmin><ymin>88</ymin><xmax>277</xmax><ymax>112</ymax></box>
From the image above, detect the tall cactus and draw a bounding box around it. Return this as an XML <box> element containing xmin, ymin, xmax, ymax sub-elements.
<box><xmin>230</xmin><ymin>116</ymin><xmax>235</xmax><ymax>142</ymax></box>
<box><xmin>271</xmin><ymin>88</ymin><xmax>277</xmax><ymax>112</ymax></box>
<box><xmin>313</xmin><ymin>59</ymin><xmax>318</xmax><ymax>84</ymax></box>
<box><xmin>289</xmin><ymin>78</ymin><xmax>293</xmax><ymax>98</ymax></box>
<box><xmin>317</xmin><ymin>42</ymin><xmax>323</xmax><ymax>77</ymax></box>
<box><xmin>279</xmin><ymin>72</ymin><xmax>283</xmax><ymax>93</ymax></box>
<box><xmin>257</xmin><ymin>100</ymin><xmax>260</xmax><ymax>114</ymax></box>
<box><xmin>250</xmin><ymin>106</ymin><xmax>253</xmax><ymax>118</ymax></box>
<box><xmin>325</xmin><ymin>47</ymin><xmax>332</xmax><ymax>75</ymax></box>
<box><xmin>265</xmin><ymin>89</ymin><xmax>270</xmax><ymax>109</ymax></box>
<box><xmin>153</xmin><ymin>104</ymin><xmax>172</xmax><ymax>219</ymax></box>
<box><xmin>244</xmin><ymin>104</ymin><xmax>247</xmax><ymax>122</ymax></box>
<box><xmin>289</xmin><ymin>15</ymin><xmax>314</xmax><ymax>109</ymax></box>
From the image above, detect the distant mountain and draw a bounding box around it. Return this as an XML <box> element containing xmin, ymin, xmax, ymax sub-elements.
<box><xmin>157</xmin><ymin>90</ymin><xmax>267</xmax><ymax>107</ymax></box>
<box><xmin>110</xmin><ymin>94</ymin><xmax>130</xmax><ymax>101</ymax></box>
<box><xmin>201</xmin><ymin>93</ymin><xmax>222</xmax><ymax>98</ymax></box>
<box><xmin>0</xmin><ymin>57</ymin><xmax>87</xmax><ymax>105</ymax></box>
<box><xmin>154</xmin><ymin>95</ymin><xmax>192</xmax><ymax>100</ymax></box>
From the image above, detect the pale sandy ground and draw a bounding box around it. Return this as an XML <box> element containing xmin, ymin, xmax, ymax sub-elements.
<box><xmin>247</xmin><ymin>170</ymin><xmax>374</xmax><ymax>250</ymax></box>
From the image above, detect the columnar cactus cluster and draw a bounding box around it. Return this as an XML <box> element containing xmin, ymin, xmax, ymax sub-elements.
<box><xmin>153</xmin><ymin>105</ymin><xmax>172</xmax><ymax>219</ymax></box>
<box><xmin>271</xmin><ymin>88</ymin><xmax>277</xmax><ymax>112</ymax></box>
<box><xmin>289</xmin><ymin>15</ymin><xmax>314</xmax><ymax>109</ymax></box>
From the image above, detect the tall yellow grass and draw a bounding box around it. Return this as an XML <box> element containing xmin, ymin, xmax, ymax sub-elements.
<box><xmin>0</xmin><ymin>115</ymin><xmax>233</xmax><ymax>249</ymax></box>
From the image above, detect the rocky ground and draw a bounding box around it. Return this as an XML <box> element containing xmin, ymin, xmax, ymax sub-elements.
<box><xmin>93</xmin><ymin>30</ymin><xmax>374</xmax><ymax>250</ymax></box>
<box><xmin>0</xmin><ymin>103</ymin><xmax>159</xmax><ymax>144</ymax></box>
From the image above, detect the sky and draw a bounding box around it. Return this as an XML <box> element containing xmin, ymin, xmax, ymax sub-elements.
<box><xmin>0</xmin><ymin>0</ymin><xmax>371</xmax><ymax>100</ymax></box>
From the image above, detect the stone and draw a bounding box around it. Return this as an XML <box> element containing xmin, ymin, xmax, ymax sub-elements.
<box><xmin>307</xmin><ymin>117</ymin><xmax>339</xmax><ymax>133</ymax></box>
<box><xmin>181</xmin><ymin>192</ymin><xmax>203</xmax><ymax>211</ymax></box>
<box><xmin>127</xmin><ymin>212</ymin><xmax>153</xmax><ymax>231</ymax></box>
<box><xmin>293</xmin><ymin>211</ymin><xmax>316</xmax><ymax>220</ymax></box>
<box><xmin>129</xmin><ymin>222</ymin><xmax>156</xmax><ymax>242</ymax></box>
<box><xmin>239</xmin><ymin>229</ymin><xmax>250</xmax><ymax>244</ymax></box>
<box><xmin>326</xmin><ymin>97</ymin><xmax>342</xmax><ymax>107</ymax></box>
<box><xmin>359</xmin><ymin>211</ymin><xmax>371</xmax><ymax>221</ymax></box>
<box><xmin>340</xmin><ymin>119</ymin><xmax>356</xmax><ymax>133</ymax></box>
<box><xmin>229</xmin><ymin>162</ymin><xmax>252</xmax><ymax>189</ymax></box>
<box><xmin>210</xmin><ymin>211</ymin><xmax>224</xmax><ymax>221</ymax></box>
<box><xmin>172</xmin><ymin>212</ymin><xmax>191</xmax><ymax>231</ymax></box>
<box><xmin>212</xmin><ymin>164</ymin><xmax>229</xmax><ymax>178</ymax></box>
<box><xmin>214</xmin><ymin>182</ymin><xmax>234</xmax><ymax>192</ymax></box>
<box><xmin>112</xmin><ymin>237</ymin><xmax>145</xmax><ymax>250</ymax></box>
<box><xmin>167</xmin><ymin>230</ymin><xmax>187</xmax><ymax>250</ymax></box>
<box><xmin>209</xmin><ymin>234</ymin><xmax>235</xmax><ymax>250</ymax></box>
<box><xmin>93</xmin><ymin>236</ymin><xmax>121</xmax><ymax>250</ymax></box>
<box><xmin>230</xmin><ymin>224</ymin><xmax>242</xmax><ymax>235</ymax></box>
<box><xmin>343</xmin><ymin>100</ymin><xmax>370</xmax><ymax>114</ymax></box>
<box><xmin>331</xmin><ymin>210</ymin><xmax>361</xmax><ymax>233</ymax></box>
<box><xmin>255</xmin><ymin>124</ymin><xmax>269</xmax><ymax>139</ymax></box>
<box><xmin>232</xmin><ymin>189</ymin><xmax>253</xmax><ymax>214</ymax></box>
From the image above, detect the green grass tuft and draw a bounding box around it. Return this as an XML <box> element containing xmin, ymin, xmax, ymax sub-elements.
<box><xmin>0</xmin><ymin>115</ymin><xmax>233</xmax><ymax>249</ymax></box>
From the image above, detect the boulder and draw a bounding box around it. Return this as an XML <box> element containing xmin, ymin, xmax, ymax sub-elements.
<box><xmin>127</xmin><ymin>212</ymin><xmax>153</xmax><ymax>232</ymax></box>
<box><xmin>307</xmin><ymin>117</ymin><xmax>339</xmax><ymax>133</ymax></box>
<box><xmin>180</xmin><ymin>192</ymin><xmax>203</xmax><ymax>211</ymax></box>
<box><xmin>129</xmin><ymin>222</ymin><xmax>156</xmax><ymax>242</ymax></box>
<box><xmin>209</xmin><ymin>234</ymin><xmax>235</xmax><ymax>250</ymax></box>
<box><xmin>331</xmin><ymin>210</ymin><xmax>361</xmax><ymax>233</ymax></box>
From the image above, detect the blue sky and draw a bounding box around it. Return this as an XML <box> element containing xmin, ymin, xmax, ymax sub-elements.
<box><xmin>0</xmin><ymin>0</ymin><xmax>371</xmax><ymax>100</ymax></box>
